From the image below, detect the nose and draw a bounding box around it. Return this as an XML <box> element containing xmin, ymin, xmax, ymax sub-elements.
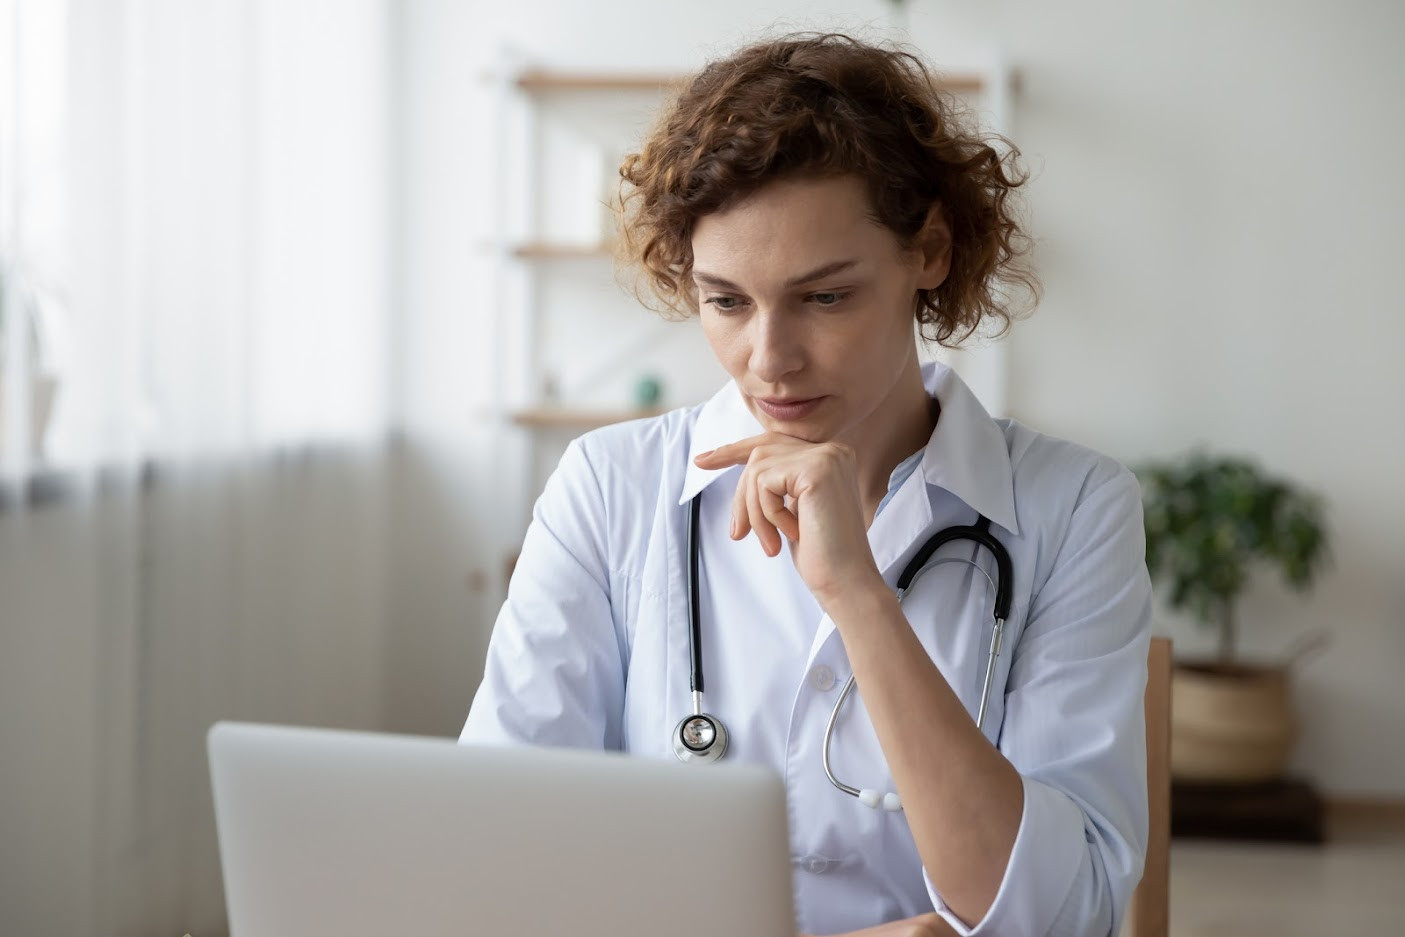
<box><xmin>748</xmin><ymin>308</ymin><xmax>805</xmax><ymax>384</ymax></box>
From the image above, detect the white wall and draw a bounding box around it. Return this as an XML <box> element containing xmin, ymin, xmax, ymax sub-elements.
<box><xmin>918</xmin><ymin>0</ymin><xmax>1405</xmax><ymax>798</ymax></box>
<box><xmin>394</xmin><ymin>1</ymin><xmax>1405</xmax><ymax>796</ymax></box>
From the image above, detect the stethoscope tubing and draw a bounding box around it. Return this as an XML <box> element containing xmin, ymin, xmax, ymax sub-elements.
<box><xmin>896</xmin><ymin>517</ymin><xmax>1013</xmax><ymax>621</ymax></box>
<box><xmin>687</xmin><ymin>494</ymin><xmax>705</xmax><ymax>696</ymax></box>
<box><xmin>823</xmin><ymin>548</ymin><xmax>1007</xmax><ymax>808</ymax></box>
<box><xmin>675</xmin><ymin>493</ymin><xmax>729</xmax><ymax>762</ymax></box>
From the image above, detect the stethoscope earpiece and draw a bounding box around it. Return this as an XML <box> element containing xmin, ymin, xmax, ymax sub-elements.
<box><xmin>858</xmin><ymin>789</ymin><xmax>904</xmax><ymax>812</ymax></box>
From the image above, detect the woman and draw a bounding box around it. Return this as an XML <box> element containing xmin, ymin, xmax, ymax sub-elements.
<box><xmin>462</xmin><ymin>32</ymin><xmax>1152</xmax><ymax>937</ymax></box>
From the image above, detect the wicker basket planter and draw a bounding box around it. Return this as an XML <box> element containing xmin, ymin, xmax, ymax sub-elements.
<box><xmin>1171</xmin><ymin>661</ymin><xmax>1296</xmax><ymax>783</ymax></box>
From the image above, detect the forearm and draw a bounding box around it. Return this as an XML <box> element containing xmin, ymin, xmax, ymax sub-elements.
<box><xmin>822</xmin><ymin>581</ymin><xmax>1023</xmax><ymax>927</ymax></box>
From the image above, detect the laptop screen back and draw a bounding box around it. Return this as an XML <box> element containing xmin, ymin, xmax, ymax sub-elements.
<box><xmin>208</xmin><ymin>722</ymin><xmax>795</xmax><ymax>937</ymax></box>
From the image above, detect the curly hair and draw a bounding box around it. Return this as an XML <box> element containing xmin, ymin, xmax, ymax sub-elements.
<box><xmin>614</xmin><ymin>32</ymin><xmax>1039</xmax><ymax>346</ymax></box>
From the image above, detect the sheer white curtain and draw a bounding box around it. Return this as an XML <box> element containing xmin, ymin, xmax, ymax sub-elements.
<box><xmin>0</xmin><ymin>1</ymin><xmax>396</xmax><ymax>934</ymax></box>
<box><xmin>63</xmin><ymin>0</ymin><xmax>391</xmax><ymax>467</ymax></box>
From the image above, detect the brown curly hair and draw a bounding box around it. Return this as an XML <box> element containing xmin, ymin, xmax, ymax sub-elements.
<box><xmin>615</xmin><ymin>32</ymin><xmax>1039</xmax><ymax>346</ymax></box>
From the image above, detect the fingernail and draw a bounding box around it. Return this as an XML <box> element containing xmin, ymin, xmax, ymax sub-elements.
<box><xmin>695</xmin><ymin>449</ymin><xmax>714</xmax><ymax>462</ymax></box>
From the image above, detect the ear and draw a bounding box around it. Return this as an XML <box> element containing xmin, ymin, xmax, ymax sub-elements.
<box><xmin>913</xmin><ymin>201</ymin><xmax>952</xmax><ymax>291</ymax></box>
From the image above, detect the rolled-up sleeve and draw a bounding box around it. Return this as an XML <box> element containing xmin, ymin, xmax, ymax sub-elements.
<box><xmin>928</xmin><ymin>465</ymin><xmax>1153</xmax><ymax>937</ymax></box>
<box><xmin>459</xmin><ymin>438</ymin><xmax>626</xmax><ymax>751</ymax></box>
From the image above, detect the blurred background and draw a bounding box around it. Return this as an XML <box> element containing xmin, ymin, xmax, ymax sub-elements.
<box><xmin>1</xmin><ymin>1</ymin><xmax>1401</xmax><ymax>935</ymax></box>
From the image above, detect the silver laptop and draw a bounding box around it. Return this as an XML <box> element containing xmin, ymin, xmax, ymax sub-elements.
<box><xmin>208</xmin><ymin>722</ymin><xmax>795</xmax><ymax>936</ymax></box>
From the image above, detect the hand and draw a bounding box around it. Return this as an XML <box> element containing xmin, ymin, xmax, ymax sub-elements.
<box><xmin>693</xmin><ymin>433</ymin><xmax>885</xmax><ymax>605</ymax></box>
<box><xmin>799</xmin><ymin>911</ymin><xmax>958</xmax><ymax>937</ymax></box>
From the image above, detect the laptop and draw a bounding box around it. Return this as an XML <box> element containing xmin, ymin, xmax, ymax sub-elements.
<box><xmin>208</xmin><ymin>722</ymin><xmax>796</xmax><ymax>937</ymax></box>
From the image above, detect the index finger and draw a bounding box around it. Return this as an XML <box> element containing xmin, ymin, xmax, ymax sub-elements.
<box><xmin>692</xmin><ymin>433</ymin><xmax>772</xmax><ymax>469</ymax></box>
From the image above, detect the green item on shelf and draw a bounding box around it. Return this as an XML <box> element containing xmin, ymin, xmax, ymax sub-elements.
<box><xmin>634</xmin><ymin>374</ymin><xmax>663</xmax><ymax>409</ymax></box>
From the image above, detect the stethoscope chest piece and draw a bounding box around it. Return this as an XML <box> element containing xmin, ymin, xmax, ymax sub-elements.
<box><xmin>673</xmin><ymin>711</ymin><xmax>728</xmax><ymax>763</ymax></box>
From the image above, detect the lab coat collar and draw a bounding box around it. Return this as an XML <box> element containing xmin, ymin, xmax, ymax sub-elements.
<box><xmin>678</xmin><ymin>361</ymin><xmax>1020</xmax><ymax>537</ymax></box>
<box><xmin>919</xmin><ymin>361</ymin><xmax>1021</xmax><ymax>536</ymax></box>
<box><xmin>678</xmin><ymin>380</ymin><xmax>764</xmax><ymax>504</ymax></box>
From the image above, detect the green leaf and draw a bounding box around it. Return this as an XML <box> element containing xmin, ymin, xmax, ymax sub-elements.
<box><xmin>1132</xmin><ymin>452</ymin><xmax>1330</xmax><ymax>648</ymax></box>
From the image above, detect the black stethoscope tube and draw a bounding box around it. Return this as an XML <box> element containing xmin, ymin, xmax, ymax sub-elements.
<box><xmin>895</xmin><ymin>515</ymin><xmax>1012</xmax><ymax>619</ymax></box>
<box><xmin>675</xmin><ymin>494</ymin><xmax>729</xmax><ymax>762</ymax></box>
<box><xmin>687</xmin><ymin>493</ymin><xmax>705</xmax><ymax>695</ymax></box>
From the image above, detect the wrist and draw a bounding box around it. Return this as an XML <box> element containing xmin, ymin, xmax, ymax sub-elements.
<box><xmin>814</xmin><ymin>570</ymin><xmax>895</xmax><ymax>623</ymax></box>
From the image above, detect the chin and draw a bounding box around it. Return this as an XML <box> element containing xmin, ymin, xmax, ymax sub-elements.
<box><xmin>778</xmin><ymin>425</ymin><xmax>832</xmax><ymax>444</ymax></box>
<box><xmin>751</xmin><ymin>408</ymin><xmax>843</xmax><ymax>444</ymax></box>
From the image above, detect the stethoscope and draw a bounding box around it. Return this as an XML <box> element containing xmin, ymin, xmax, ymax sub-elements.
<box><xmin>673</xmin><ymin>492</ymin><xmax>1013</xmax><ymax>813</ymax></box>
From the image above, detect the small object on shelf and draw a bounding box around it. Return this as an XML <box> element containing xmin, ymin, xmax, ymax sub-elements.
<box><xmin>540</xmin><ymin>372</ymin><xmax>560</xmax><ymax>404</ymax></box>
<box><xmin>633</xmin><ymin>374</ymin><xmax>663</xmax><ymax>409</ymax></box>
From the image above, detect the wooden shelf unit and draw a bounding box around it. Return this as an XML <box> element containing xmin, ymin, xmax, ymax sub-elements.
<box><xmin>509</xmin><ymin>407</ymin><xmax>665</xmax><ymax>430</ymax></box>
<box><xmin>515</xmin><ymin>70</ymin><xmax>686</xmax><ymax>93</ymax></box>
<box><xmin>511</xmin><ymin>242</ymin><xmax>614</xmax><ymax>260</ymax></box>
<box><xmin>510</xmin><ymin>68</ymin><xmax>989</xmax><ymax>96</ymax></box>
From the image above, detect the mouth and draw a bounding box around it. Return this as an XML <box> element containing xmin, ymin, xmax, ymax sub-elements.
<box><xmin>753</xmin><ymin>396</ymin><xmax>826</xmax><ymax>421</ymax></box>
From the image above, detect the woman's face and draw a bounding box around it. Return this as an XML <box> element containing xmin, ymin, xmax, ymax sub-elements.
<box><xmin>690</xmin><ymin>174</ymin><xmax>949</xmax><ymax>444</ymax></box>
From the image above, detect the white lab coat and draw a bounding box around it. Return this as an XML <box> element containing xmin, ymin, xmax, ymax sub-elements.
<box><xmin>462</xmin><ymin>361</ymin><xmax>1152</xmax><ymax>937</ymax></box>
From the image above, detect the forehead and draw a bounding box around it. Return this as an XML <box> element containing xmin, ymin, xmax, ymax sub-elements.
<box><xmin>690</xmin><ymin>175</ymin><xmax>898</xmax><ymax>281</ymax></box>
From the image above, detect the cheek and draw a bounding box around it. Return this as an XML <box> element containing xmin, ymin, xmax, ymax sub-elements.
<box><xmin>700</xmin><ymin>315</ymin><xmax>748</xmax><ymax>375</ymax></box>
<box><xmin>837</xmin><ymin>302</ymin><xmax>911</xmax><ymax>359</ymax></box>
<box><xmin>831</xmin><ymin>303</ymin><xmax>914</xmax><ymax>380</ymax></box>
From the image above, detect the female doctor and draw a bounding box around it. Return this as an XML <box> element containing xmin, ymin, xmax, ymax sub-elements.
<box><xmin>462</xmin><ymin>32</ymin><xmax>1153</xmax><ymax>937</ymax></box>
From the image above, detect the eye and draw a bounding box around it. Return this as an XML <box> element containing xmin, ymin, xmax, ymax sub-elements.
<box><xmin>702</xmin><ymin>295</ymin><xmax>746</xmax><ymax>312</ymax></box>
<box><xmin>808</xmin><ymin>291</ymin><xmax>851</xmax><ymax>307</ymax></box>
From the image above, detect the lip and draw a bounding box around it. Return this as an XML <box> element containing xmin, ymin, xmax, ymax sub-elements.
<box><xmin>754</xmin><ymin>396</ymin><xmax>826</xmax><ymax>421</ymax></box>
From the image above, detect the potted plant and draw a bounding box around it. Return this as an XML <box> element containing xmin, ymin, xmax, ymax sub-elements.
<box><xmin>1134</xmin><ymin>453</ymin><xmax>1329</xmax><ymax>782</ymax></box>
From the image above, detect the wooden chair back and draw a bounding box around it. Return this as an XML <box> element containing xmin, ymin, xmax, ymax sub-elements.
<box><xmin>1128</xmin><ymin>636</ymin><xmax>1172</xmax><ymax>937</ymax></box>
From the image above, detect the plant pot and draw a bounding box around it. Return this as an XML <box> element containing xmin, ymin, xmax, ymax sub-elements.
<box><xmin>1171</xmin><ymin>661</ymin><xmax>1297</xmax><ymax>783</ymax></box>
<box><xmin>0</xmin><ymin>375</ymin><xmax>58</xmax><ymax>461</ymax></box>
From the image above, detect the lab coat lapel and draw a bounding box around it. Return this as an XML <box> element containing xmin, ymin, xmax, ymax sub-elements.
<box><xmin>678</xmin><ymin>381</ymin><xmax>761</xmax><ymax>506</ymax></box>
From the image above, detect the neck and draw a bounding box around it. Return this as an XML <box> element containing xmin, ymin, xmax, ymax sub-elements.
<box><xmin>849</xmin><ymin>355</ymin><xmax>937</xmax><ymax>521</ymax></box>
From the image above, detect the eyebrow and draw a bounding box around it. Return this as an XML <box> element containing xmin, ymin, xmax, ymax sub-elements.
<box><xmin>692</xmin><ymin>258</ymin><xmax>861</xmax><ymax>292</ymax></box>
